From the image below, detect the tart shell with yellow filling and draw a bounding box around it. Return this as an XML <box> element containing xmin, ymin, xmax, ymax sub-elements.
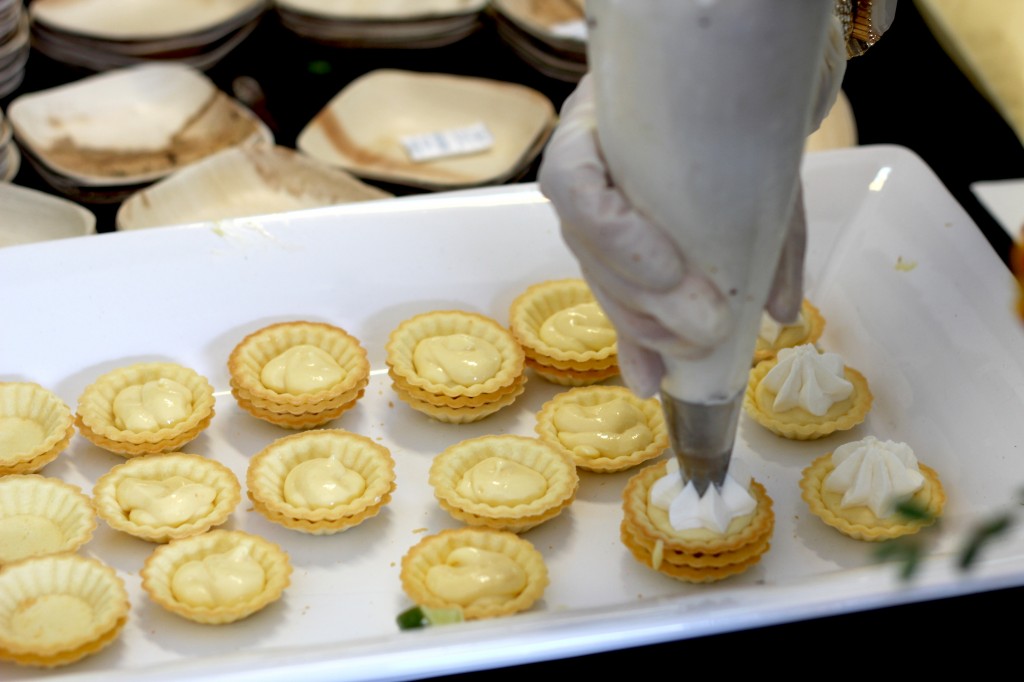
<box><xmin>744</xmin><ymin>357</ymin><xmax>872</xmax><ymax>440</ymax></box>
<box><xmin>800</xmin><ymin>451</ymin><xmax>946</xmax><ymax>541</ymax></box>
<box><xmin>386</xmin><ymin>310</ymin><xmax>526</xmax><ymax>423</ymax></box>
<box><xmin>400</xmin><ymin>527</ymin><xmax>548</xmax><ymax>620</ymax></box>
<box><xmin>429</xmin><ymin>434</ymin><xmax>578</xmax><ymax>533</ymax></box>
<box><xmin>620</xmin><ymin>460</ymin><xmax>774</xmax><ymax>583</ymax></box>
<box><xmin>247</xmin><ymin>429</ymin><xmax>396</xmax><ymax>535</ymax></box>
<box><xmin>228</xmin><ymin>320</ymin><xmax>370</xmax><ymax>429</ymax></box>
<box><xmin>75</xmin><ymin>362</ymin><xmax>216</xmax><ymax>457</ymax></box>
<box><xmin>141</xmin><ymin>529</ymin><xmax>292</xmax><ymax>624</ymax></box>
<box><xmin>93</xmin><ymin>452</ymin><xmax>241</xmax><ymax>543</ymax></box>
<box><xmin>752</xmin><ymin>298</ymin><xmax>826</xmax><ymax>365</ymax></box>
<box><xmin>535</xmin><ymin>385</ymin><xmax>669</xmax><ymax>473</ymax></box>
<box><xmin>508</xmin><ymin>278</ymin><xmax>619</xmax><ymax>386</ymax></box>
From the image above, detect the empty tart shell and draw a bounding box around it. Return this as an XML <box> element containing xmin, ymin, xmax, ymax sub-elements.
<box><xmin>751</xmin><ymin>298</ymin><xmax>826</xmax><ymax>365</ymax></box>
<box><xmin>0</xmin><ymin>554</ymin><xmax>129</xmax><ymax>668</ymax></box>
<box><xmin>93</xmin><ymin>453</ymin><xmax>241</xmax><ymax>543</ymax></box>
<box><xmin>0</xmin><ymin>382</ymin><xmax>75</xmax><ymax>475</ymax></box>
<box><xmin>228</xmin><ymin>321</ymin><xmax>371</xmax><ymax>429</ymax></box>
<box><xmin>535</xmin><ymin>385</ymin><xmax>669</xmax><ymax>473</ymax></box>
<box><xmin>0</xmin><ymin>475</ymin><xmax>97</xmax><ymax>565</ymax></box>
<box><xmin>508</xmin><ymin>278</ymin><xmax>619</xmax><ymax>386</ymax></box>
<box><xmin>75</xmin><ymin>362</ymin><xmax>216</xmax><ymax>457</ymax></box>
<box><xmin>386</xmin><ymin>310</ymin><xmax>527</xmax><ymax>423</ymax></box>
<box><xmin>141</xmin><ymin>529</ymin><xmax>292</xmax><ymax>624</ymax></box>
<box><xmin>620</xmin><ymin>460</ymin><xmax>775</xmax><ymax>583</ymax></box>
<box><xmin>744</xmin><ymin>357</ymin><xmax>872</xmax><ymax>440</ymax></box>
<box><xmin>429</xmin><ymin>435</ymin><xmax>578</xmax><ymax>533</ymax></box>
<box><xmin>800</xmin><ymin>452</ymin><xmax>946</xmax><ymax>541</ymax></box>
<box><xmin>247</xmin><ymin>429</ymin><xmax>396</xmax><ymax>535</ymax></box>
<box><xmin>400</xmin><ymin>527</ymin><xmax>548</xmax><ymax>620</ymax></box>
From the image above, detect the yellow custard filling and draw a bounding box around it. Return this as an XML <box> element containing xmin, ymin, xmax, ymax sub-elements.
<box><xmin>112</xmin><ymin>378</ymin><xmax>193</xmax><ymax>431</ymax></box>
<box><xmin>283</xmin><ymin>454</ymin><xmax>366</xmax><ymax>509</ymax></box>
<box><xmin>413</xmin><ymin>334</ymin><xmax>502</xmax><ymax>387</ymax></box>
<box><xmin>116</xmin><ymin>476</ymin><xmax>217</xmax><ymax>528</ymax></box>
<box><xmin>0</xmin><ymin>417</ymin><xmax>46</xmax><ymax>458</ymax></box>
<box><xmin>553</xmin><ymin>398</ymin><xmax>653</xmax><ymax>458</ymax></box>
<box><xmin>259</xmin><ymin>344</ymin><xmax>345</xmax><ymax>394</ymax></box>
<box><xmin>647</xmin><ymin>497</ymin><xmax>755</xmax><ymax>541</ymax></box>
<box><xmin>425</xmin><ymin>546</ymin><xmax>526</xmax><ymax>606</ymax></box>
<box><xmin>171</xmin><ymin>545</ymin><xmax>267</xmax><ymax>608</ymax></box>
<box><xmin>540</xmin><ymin>302</ymin><xmax>615</xmax><ymax>352</ymax></box>
<box><xmin>455</xmin><ymin>456</ymin><xmax>548</xmax><ymax>506</ymax></box>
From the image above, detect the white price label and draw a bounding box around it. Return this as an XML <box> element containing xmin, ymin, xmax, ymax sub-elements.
<box><xmin>400</xmin><ymin>122</ymin><xmax>495</xmax><ymax>163</ymax></box>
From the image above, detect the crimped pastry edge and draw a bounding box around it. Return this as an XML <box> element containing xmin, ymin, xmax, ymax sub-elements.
<box><xmin>534</xmin><ymin>385</ymin><xmax>668</xmax><ymax>472</ymax></box>
<box><xmin>800</xmin><ymin>452</ymin><xmax>946</xmax><ymax>541</ymax></box>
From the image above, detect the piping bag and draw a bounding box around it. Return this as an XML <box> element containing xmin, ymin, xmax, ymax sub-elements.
<box><xmin>587</xmin><ymin>1</ymin><xmax>833</xmax><ymax>495</ymax></box>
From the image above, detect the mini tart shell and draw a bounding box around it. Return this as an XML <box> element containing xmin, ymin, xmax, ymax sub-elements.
<box><xmin>620</xmin><ymin>460</ymin><xmax>774</xmax><ymax>583</ymax></box>
<box><xmin>140</xmin><ymin>529</ymin><xmax>292</xmax><ymax>624</ymax></box>
<box><xmin>400</xmin><ymin>527</ymin><xmax>548</xmax><ymax>620</ymax></box>
<box><xmin>743</xmin><ymin>358</ymin><xmax>872</xmax><ymax>440</ymax></box>
<box><xmin>0</xmin><ymin>554</ymin><xmax>129</xmax><ymax>668</ymax></box>
<box><xmin>0</xmin><ymin>382</ymin><xmax>75</xmax><ymax>474</ymax></box>
<box><xmin>429</xmin><ymin>435</ymin><xmax>578</xmax><ymax>533</ymax></box>
<box><xmin>0</xmin><ymin>475</ymin><xmax>97</xmax><ymax>565</ymax></box>
<box><xmin>508</xmin><ymin>278</ymin><xmax>619</xmax><ymax>386</ymax></box>
<box><xmin>228</xmin><ymin>321</ymin><xmax>370</xmax><ymax>429</ymax></box>
<box><xmin>386</xmin><ymin>310</ymin><xmax>526</xmax><ymax>422</ymax></box>
<box><xmin>390</xmin><ymin>374</ymin><xmax>527</xmax><ymax>425</ymax></box>
<box><xmin>75</xmin><ymin>362</ymin><xmax>216</xmax><ymax>457</ymax></box>
<box><xmin>535</xmin><ymin>385</ymin><xmax>669</xmax><ymax>473</ymax></box>
<box><xmin>751</xmin><ymin>298</ymin><xmax>826</xmax><ymax>365</ymax></box>
<box><xmin>800</xmin><ymin>452</ymin><xmax>946</xmax><ymax>541</ymax></box>
<box><xmin>93</xmin><ymin>453</ymin><xmax>241</xmax><ymax>543</ymax></box>
<box><xmin>247</xmin><ymin>429</ymin><xmax>396</xmax><ymax>535</ymax></box>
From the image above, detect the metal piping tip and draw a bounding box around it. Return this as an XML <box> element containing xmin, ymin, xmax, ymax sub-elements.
<box><xmin>659</xmin><ymin>389</ymin><xmax>743</xmax><ymax>496</ymax></box>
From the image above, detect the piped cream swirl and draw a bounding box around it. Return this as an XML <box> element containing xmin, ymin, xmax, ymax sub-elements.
<box><xmin>649</xmin><ymin>457</ymin><xmax>756</xmax><ymax>533</ymax></box>
<box><xmin>823</xmin><ymin>436</ymin><xmax>925</xmax><ymax>517</ymax></box>
<box><xmin>762</xmin><ymin>344</ymin><xmax>852</xmax><ymax>415</ymax></box>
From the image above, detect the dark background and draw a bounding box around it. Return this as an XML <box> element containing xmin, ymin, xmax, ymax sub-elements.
<box><xmin>7</xmin><ymin>1</ymin><xmax>1023</xmax><ymax>262</ymax></box>
<box><xmin>4</xmin><ymin>1</ymin><xmax>1024</xmax><ymax>676</ymax></box>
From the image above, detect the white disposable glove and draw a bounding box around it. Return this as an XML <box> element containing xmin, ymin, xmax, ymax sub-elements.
<box><xmin>538</xmin><ymin>11</ymin><xmax>849</xmax><ymax>400</ymax></box>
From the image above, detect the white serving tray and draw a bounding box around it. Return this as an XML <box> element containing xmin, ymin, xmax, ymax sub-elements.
<box><xmin>4</xmin><ymin>144</ymin><xmax>1024</xmax><ymax>681</ymax></box>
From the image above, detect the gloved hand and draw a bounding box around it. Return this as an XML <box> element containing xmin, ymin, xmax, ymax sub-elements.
<box><xmin>538</xmin><ymin>13</ymin><xmax>848</xmax><ymax>400</ymax></box>
<box><xmin>539</xmin><ymin>75</ymin><xmax>807</xmax><ymax>399</ymax></box>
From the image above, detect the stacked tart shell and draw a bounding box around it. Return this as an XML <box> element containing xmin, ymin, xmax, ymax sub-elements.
<box><xmin>620</xmin><ymin>460</ymin><xmax>775</xmax><ymax>583</ymax></box>
<box><xmin>229</xmin><ymin>321</ymin><xmax>371</xmax><ymax>429</ymax></box>
<box><xmin>508</xmin><ymin>278</ymin><xmax>619</xmax><ymax>386</ymax></box>
<box><xmin>386</xmin><ymin>310</ymin><xmax>527</xmax><ymax>423</ymax></box>
<box><xmin>0</xmin><ymin>382</ymin><xmax>75</xmax><ymax>474</ymax></box>
<box><xmin>0</xmin><ymin>554</ymin><xmax>129</xmax><ymax>668</ymax></box>
<box><xmin>75</xmin><ymin>362</ymin><xmax>216</xmax><ymax>457</ymax></box>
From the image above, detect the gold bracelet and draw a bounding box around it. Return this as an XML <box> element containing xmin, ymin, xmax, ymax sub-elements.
<box><xmin>835</xmin><ymin>0</ymin><xmax>889</xmax><ymax>58</ymax></box>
